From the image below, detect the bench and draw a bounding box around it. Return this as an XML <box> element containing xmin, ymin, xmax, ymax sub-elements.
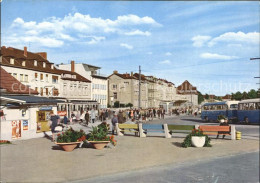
<box><xmin>199</xmin><ymin>125</ymin><xmax>236</xmax><ymax>140</ymax></box>
<box><xmin>168</xmin><ymin>125</ymin><xmax>195</xmax><ymax>135</ymax></box>
<box><xmin>141</xmin><ymin>124</ymin><xmax>171</xmax><ymax>138</ymax></box>
<box><xmin>117</xmin><ymin>124</ymin><xmax>139</xmax><ymax>136</ymax></box>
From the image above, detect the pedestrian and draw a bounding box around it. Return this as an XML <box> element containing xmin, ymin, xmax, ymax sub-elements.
<box><xmin>91</xmin><ymin>109</ymin><xmax>96</xmax><ymax>123</ymax></box>
<box><xmin>117</xmin><ymin>110</ymin><xmax>124</xmax><ymax>124</ymax></box>
<box><xmin>217</xmin><ymin>120</ymin><xmax>229</xmax><ymax>139</ymax></box>
<box><xmin>111</xmin><ymin>114</ymin><xmax>118</xmax><ymax>135</ymax></box>
<box><xmin>63</xmin><ymin>115</ymin><xmax>68</xmax><ymax>126</ymax></box>
<box><xmin>85</xmin><ymin>110</ymin><xmax>89</xmax><ymax>126</ymax></box>
<box><xmin>50</xmin><ymin>111</ymin><xmax>60</xmax><ymax>142</ymax></box>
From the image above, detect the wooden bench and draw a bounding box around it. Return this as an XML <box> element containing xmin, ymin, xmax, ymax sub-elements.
<box><xmin>117</xmin><ymin>124</ymin><xmax>139</xmax><ymax>136</ymax></box>
<box><xmin>199</xmin><ymin>125</ymin><xmax>236</xmax><ymax>140</ymax></box>
<box><xmin>168</xmin><ymin>125</ymin><xmax>195</xmax><ymax>135</ymax></box>
<box><xmin>141</xmin><ymin>124</ymin><xmax>171</xmax><ymax>138</ymax></box>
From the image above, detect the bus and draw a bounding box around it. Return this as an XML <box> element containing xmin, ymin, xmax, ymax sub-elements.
<box><xmin>237</xmin><ymin>99</ymin><xmax>260</xmax><ymax>124</ymax></box>
<box><xmin>201</xmin><ymin>101</ymin><xmax>239</xmax><ymax>122</ymax></box>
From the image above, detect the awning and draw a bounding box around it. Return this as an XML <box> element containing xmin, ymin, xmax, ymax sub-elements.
<box><xmin>1</xmin><ymin>95</ymin><xmax>65</xmax><ymax>104</ymax></box>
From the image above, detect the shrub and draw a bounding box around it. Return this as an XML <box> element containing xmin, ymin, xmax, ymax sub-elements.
<box><xmin>56</xmin><ymin>127</ymin><xmax>86</xmax><ymax>143</ymax></box>
<box><xmin>182</xmin><ymin>129</ymin><xmax>212</xmax><ymax>148</ymax></box>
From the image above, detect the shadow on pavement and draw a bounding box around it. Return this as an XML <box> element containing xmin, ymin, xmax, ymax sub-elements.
<box><xmin>172</xmin><ymin>142</ymin><xmax>182</xmax><ymax>147</ymax></box>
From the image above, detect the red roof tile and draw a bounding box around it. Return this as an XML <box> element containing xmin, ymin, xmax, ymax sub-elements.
<box><xmin>0</xmin><ymin>67</ymin><xmax>38</xmax><ymax>95</ymax></box>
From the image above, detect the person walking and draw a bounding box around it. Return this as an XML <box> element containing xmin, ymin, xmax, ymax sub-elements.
<box><xmin>85</xmin><ymin>110</ymin><xmax>89</xmax><ymax>126</ymax></box>
<box><xmin>50</xmin><ymin>111</ymin><xmax>60</xmax><ymax>142</ymax></box>
<box><xmin>111</xmin><ymin>114</ymin><xmax>118</xmax><ymax>135</ymax></box>
<box><xmin>91</xmin><ymin>109</ymin><xmax>95</xmax><ymax>123</ymax></box>
<box><xmin>117</xmin><ymin>110</ymin><xmax>124</xmax><ymax>124</ymax></box>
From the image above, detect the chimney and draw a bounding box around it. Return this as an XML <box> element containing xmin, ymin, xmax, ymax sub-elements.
<box><xmin>24</xmin><ymin>46</ymin><xmax>27</xmax><ymax>57</ymax></box>
<box><xmin>36</xmin><ymin>52</ymin><xmax>47</xmax><ymax>59</ymax></box>
<box><xmin>113</xmin><ymin>70</ymin><xmax>118</xmax><ymax>74</ymax></box>
<box><xmin>71</xmin><ymin>60</ymin><xmax>75</xmax><ymax>72</ymax></box>
<box><xmin>131</xmin><ymin>71</ymin><xmax>133</xmax><ymax>77</ymax></box>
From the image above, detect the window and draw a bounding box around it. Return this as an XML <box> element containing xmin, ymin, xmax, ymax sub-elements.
<box><xmin>20</xmin><ymin>74</ymin><xmax>24</xmax><ymax>82</ymax></box>
<box><xmin>40</xmin><ymin>74</ymin><xmax>43</xmax><ymax>81</ymax></box>
<box><xmin>13</xmin><ymin>73</ymin><xmax>17</xmax><ymax>79</ymax></box>
<box><xmin>35</xmin><ymin>87</ymin><xmax>38</xmax><ymax>92</ymax></box>
<box><xmin>10</xmin><ymin>58</ymin><xmax>14</xmax><ymax>64</ymax></box>
<box><xmin>45</xmin><ymin>88</ymin><xmax>49</xmax><ymax>95</ymax></box>
<box><xmin>35</xmin><ymin>73</ymin><xmax>38</xmax><ymax>80</ymax></box>
<box><xmin>46</xmin><ymin>74</ymin><xmax>48</xmax><ymax>82</ymax></box>
<box><xmin>24</xmin><ymin>75</ymin><xmax>28</xmax><ymax>82</ymax></box>
<box><xmin>22</xmin><ymin>61</ymin><xmax>26</xmax><ymax>66</ymax></box>
<box><xmin>51</xmin><ymin>64</ymin><xmax>54</xmax><ymax>69</ymax></box>
<box><xmin>113</xmin><ymin>92</ymin><xmax>117</xmax><ymax>99</ymax></box>
<box><xmin>43</xmin><ymin>62</ymin><xmax>46</xmax><ymax>68</ymax></box>
<box><xmin>113</xmin><ymin>85</ymin><xmax>117</xmax><ymax>89</ymax></box>
<box><xmin>40</xmin><ymin>88</ymin><xmax>43</xmax><ymax>96</ymax></box>
<box><xmin>52</xmin><ymin>75</ymin><xmax>58</xmax><ymax>84</ymax></box>
<box><xmin>34</xmin><ymin>60</ymin><xmax>37</xmax><ymax>66</ymax></box>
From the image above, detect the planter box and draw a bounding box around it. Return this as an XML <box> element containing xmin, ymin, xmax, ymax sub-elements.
<box><xmin>191</xmin><ymin>136</ymin><xmax>205</xmax><ymax>147</ymax></box>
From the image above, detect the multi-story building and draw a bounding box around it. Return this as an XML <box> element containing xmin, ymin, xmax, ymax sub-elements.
<box><xmin>176</xmin><ymin>80</ymin><xmax>198</xmax><ymax>106</ymax></box>
<box><xmin>58</xmin><ymin>61</ymin><xmax>108</xmax><ymax>109</ymax></box>
<box><xmin>108</xmin><ymin>71</ymin><xmax>148</xmax><ymax>108</ymax></box>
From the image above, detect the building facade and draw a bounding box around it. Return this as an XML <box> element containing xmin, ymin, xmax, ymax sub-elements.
<box><xmin>58</xmin><ymin>61</ymin><xmax>108</xmax><ymax>109</ymax></box>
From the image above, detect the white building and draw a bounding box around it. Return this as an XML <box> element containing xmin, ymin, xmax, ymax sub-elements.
<box><xmin>58</xmin><ymin>61</ymin><xmax>108</xmax><ymax>109</ymax></box>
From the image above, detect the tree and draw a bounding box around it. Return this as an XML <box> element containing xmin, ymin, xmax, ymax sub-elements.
<box><xmin>126</xmin><ymin>103</ymin><xmax>133</xmax><ymax>108</ymax></box>
<box><xmin>242</xmin><ymin>91</ymin><xmax>248</xmax><ymax>100</ymax></box>
<box><xmin>119</xmin><ymin>103</ymin><xmax>125</xmax><ymax>107</ymax></box>
<box><xmin>113</xmin><ymin>101</ymin><xmax>120</xmax><ymax>108</ymax></box>
<box><xmin>198</xmin><ymin>91</ymin><xmax>204</xmax><ymax>104</ymax></box>
<box><xmin>233</xmin><ymin>91</ymin><xmax>243</xmax><ymax>100</ymax></box>
<box><xmin>205</xmin><ymin>93</ymin><xmax>209</xmax><ymax>99</ymax></box>
<box><xmin>247</xmin><ymin>89</ymin><xmax>257</xmax><ymax>99</ymax></box>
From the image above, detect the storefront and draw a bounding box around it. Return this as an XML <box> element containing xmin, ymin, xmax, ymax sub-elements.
<box><xmin>0</xmin><ymin>95</ymin><xmax>64</xmax><ymax>140</ymax></box>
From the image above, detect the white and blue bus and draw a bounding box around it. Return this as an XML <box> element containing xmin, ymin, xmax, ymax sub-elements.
<box><xmin>237</xmin><ymin>99</ymin><xmax>260</xmax><ymax>124</ymax></box>
<box><xmin>201</xmin><ymin>101</ymin><xmax>239</xmax><ymax>122</ymax></box>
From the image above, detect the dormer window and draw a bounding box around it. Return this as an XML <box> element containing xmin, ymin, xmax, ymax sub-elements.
<box><xmin>51</xmin><ymin>64</ymin><xmax>54</xmax><ymax>69</ymax></box>
<box><xmin>22</xmin><ymin>61</ymin><xmax>26</xmax><ymax>66</ymax></box>
<box><xmin>43</xmin><ymin>62</ymin><xmax>46</xmax><ymax>68</ymax></box>
<box><xmin>34</xmin><ymin>60</ymin><xmax>37</xmax><ymax>66</ymax></box>
<box><xmin>10</xmin><ymin>58</ymin><xmax>14</xmax><ymax>64</ymax></box>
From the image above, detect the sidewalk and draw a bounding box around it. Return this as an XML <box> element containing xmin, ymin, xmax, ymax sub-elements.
<box><xmin>0</xmin><ymin>133</ymin><xmax>259</xmax><ymax>182</ymax></box>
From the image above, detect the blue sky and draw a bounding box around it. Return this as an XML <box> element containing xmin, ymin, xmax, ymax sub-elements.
<box><xmin>2</xmin><ymin>1</ymin><xmax>259</xmax><ymax>96</ymax></box>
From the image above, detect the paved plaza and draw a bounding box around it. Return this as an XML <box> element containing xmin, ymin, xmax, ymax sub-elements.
<box><xmin>0</xmin><ymin>116</ymin><xmax>259</xmax><ymax>182</ymax></box>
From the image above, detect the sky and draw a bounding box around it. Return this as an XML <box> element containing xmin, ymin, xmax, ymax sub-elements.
<box><xmin>1</xmin><ymin>0</ymin><xmax>260</xmax><ymax>96</ymax></box>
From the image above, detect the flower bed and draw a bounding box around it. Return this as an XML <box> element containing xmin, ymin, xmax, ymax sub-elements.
<box><xmin>0</xmin><ymin>140</ymin><xmax>11</xmax><ymax>145</ymax></box>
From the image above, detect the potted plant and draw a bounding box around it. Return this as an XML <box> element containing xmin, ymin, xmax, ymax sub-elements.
<box><xmin>218</xmin><ymin>115</ymin><xmax>227</xmax><ymax>123</ymax></box>
<box><xmin>182</xmin><ymin>129</ymin><xmax>211</xmax><ymax>148</ymax></box>
<box><xmin>87</xmin><ymin>123</ymin><xmax>116</xmax><ymax>150</ymax></box>
<box><xmin>55</xmin><ymin>127</ymin><xmax>86</xmax><ymax>152</ymax></box>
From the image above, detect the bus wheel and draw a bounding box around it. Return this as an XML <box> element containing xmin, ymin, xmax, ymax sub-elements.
<box><xmin>205</xmin><ymin>116</ymin><xmax>209</xmax><ymax>122</ymax></box>
<box><xmin>244</xmin><ymin>117</ymin><xmax>249</xmax><ymax>124</ymax></box>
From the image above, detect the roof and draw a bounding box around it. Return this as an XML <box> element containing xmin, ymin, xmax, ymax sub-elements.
<box><xmin>238</xmin><ymin>98</ymin><xmax>260</xmax><ymax>104</ymax></box>
<box><xmin>177</xmin><ymin>80</ymin><xmax>198</xmax><ymax>94</ymax></box>
<box><xmin>1</xmin><ymin>46</ymin><xmax>91</xmax><ymax>83</ymax></box>
<box><xmin>202</xmin><ymin>101</ymin><xmax>227</xmax><ymax>106</ymax></box>
<box><xmin>133</xmin><ymin>73</ymin><xmax>146</xmax><ymax>81</ymax></box>
<box><xmin>91</xmin><ymin>74</ymin><xmax>108</xmax><ymax>80</ymax></box>
<box><xmin>109</xmin><ymin>72</ymin><xmax>138</xmax><ymax>80</ymax></box>
<box><xmin>1</xmin><ymin>95</ymin><xmax>64</xmax><ymax>104</ymax></box>
<box><xmin>0</xmin><ymin>67</ymin><xmax>38</xmax><ymax>95</ymax></box>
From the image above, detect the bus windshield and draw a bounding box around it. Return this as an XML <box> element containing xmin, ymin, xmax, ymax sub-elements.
<box><xmin>229</xmin><ymin>104</ymin><xmax>238</xmax><ymax>109</ymax></box>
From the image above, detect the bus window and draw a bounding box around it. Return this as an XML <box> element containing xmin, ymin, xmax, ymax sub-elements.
<box><xmin>217</xmin><ymin>105</ymin><xmax>222</xmax><ymax>110</ymax></box>
<box><xmin>256</xmin><ymin>103</ymin><xmax>260</xmax><ymax>110</ymax></box>
<box><xmin>230</xmin><ymin>104</ymin><xmax>238</xmax><ymax>109</ymax></box>
<box><xmin>249</xmin><ymin>103</ymin><xmax>255</xmax><ymax>110</ymax></box>
<box><xmin>223</xmin><ymin>105</ymin><xmax>228</xmax><ymax>110</ymax></box>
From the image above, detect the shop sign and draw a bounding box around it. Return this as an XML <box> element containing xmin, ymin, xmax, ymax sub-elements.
<box><xmin>57</xmin><ymin>111</ymin><xmax>67</xmax><ymax>116</ymax></box>
<box><xmin>23</xmin><ymin>120</ymin><xmax>28</xmax><ymax>130</ymax></box>
<box><xmin>12</xmin><ymin>120</ymin><xmax>21</xmax><ymax>139</ymax></box>
<box><xmin>39</xmin><ymin>106</ymin><xmax>52</xmax><ymax>111</ymax></box>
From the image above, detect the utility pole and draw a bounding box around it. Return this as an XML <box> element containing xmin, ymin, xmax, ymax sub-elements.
<box><xmin>250</xmin><ymin>57</ymin><xmax>260</xmax><ymax>85</ymax></box>
<box><xmin>138</xmin><ymin>65</ymin><xmax>141</xmax><ymax>109</ymax></box>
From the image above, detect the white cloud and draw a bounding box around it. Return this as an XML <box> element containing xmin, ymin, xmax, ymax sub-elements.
<box><xmin>120</xmin><ymin>43</ymin><xmax>133</xmax><ymax>50</ymax></box>
<box><xmin>159</xmin><ymin>60</ymin><xmax>171</xmax><ymax>64</ymax></box>
<box><xmin>124</xmin><ymin>30</ymin><xmax>151</xmax><ymax>36</ymax></box>
<box><xmin>165</xmin><ymin>52</ymin><xmax>172</xmax><ymax>56</ymax></box>
<box><xmin>208</xmin><ymin>31</ymin><xmax>259</xmax><ymax>47</ymax></box>
<box><xmin>191</xmin><ymin>35</ymin><xmax>211</xmax><ymax>47</ymax></box>
<box><xmin>86</xmin><ymin>36</ymin><xmax>106</xmax><ymax>44</ymax></box>
<box><xmin>7</xmin><ymin>13</ymin><xmax>160</xmax><ymax>48</ymax></box>
<box><xmin>200</xmin><ymin>53</ymin><xmax>239</xmax><ymax>60</ymax></box>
